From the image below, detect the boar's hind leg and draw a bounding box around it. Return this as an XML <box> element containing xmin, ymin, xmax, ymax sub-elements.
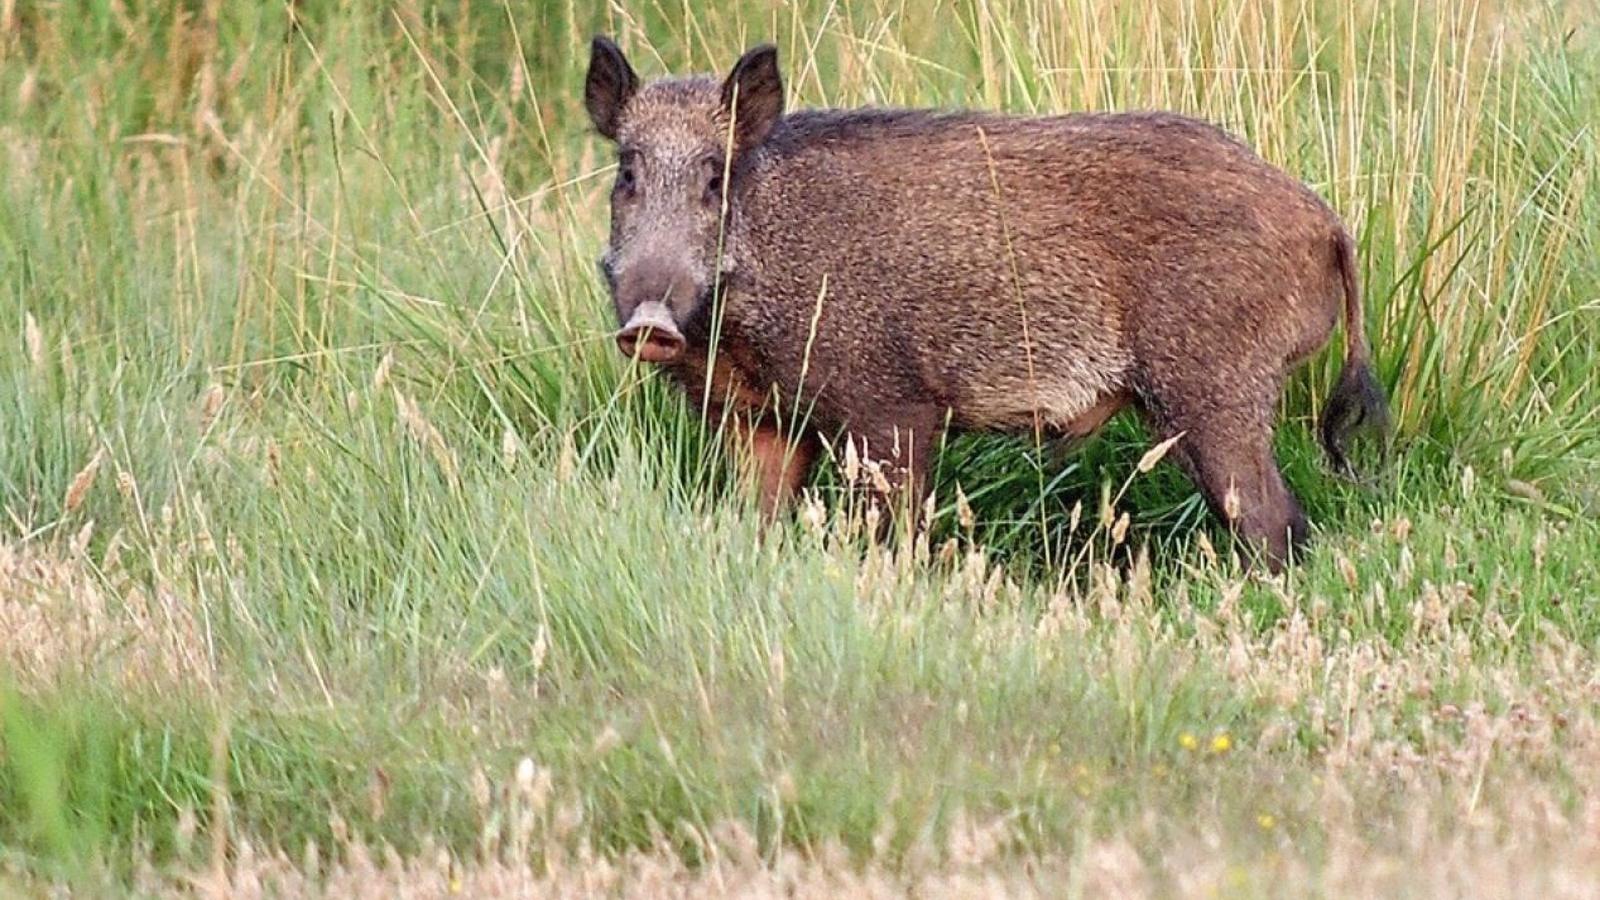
<box><xmin>1150</xmin><ymin>407</ymin><xmax>1309</xmax><ymax>571</ymax></box>
<box><xmin>730</xmin><ymin>417</ymin><xmax>818</xmax><ymax>523</ymax></box>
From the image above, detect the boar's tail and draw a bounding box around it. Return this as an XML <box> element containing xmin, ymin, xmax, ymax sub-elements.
<box><xmin>1319</xmin><ymin>231</ymin><xmax>1390</xmax><ymax>477</ymax></box>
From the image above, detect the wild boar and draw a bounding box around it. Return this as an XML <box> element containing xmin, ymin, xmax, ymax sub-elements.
<box><xmin>584</xmin><ymin>37</ymin><xmax>1388</xmax><ymax>569</ymax></box>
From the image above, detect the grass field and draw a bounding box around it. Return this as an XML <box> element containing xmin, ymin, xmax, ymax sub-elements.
<box><xmin>1</xmin><ymin>0</ymin><xmax>1597</xmax><ymax>895</ymax></box>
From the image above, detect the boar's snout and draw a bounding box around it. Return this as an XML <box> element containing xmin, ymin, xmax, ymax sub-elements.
<box><xmin>616</xmin><ymin>301</ymin><xmax>686</xmax><ymax>364</ymax></box>
<box><xmin>607</xmin><ymin>253</ymin><xmax>704</xmax><ymax>365</ymax></box>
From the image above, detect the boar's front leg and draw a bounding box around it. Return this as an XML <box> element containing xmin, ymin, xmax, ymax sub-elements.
<box><xmin>843</xmin><ymin>410</ymin><xmax>941</xmax><ymax>535</ymax></box>
<box><xmin>728</xmin><ymin>416</ymin><xmax>818</xmax><ymax>523</ymax></box>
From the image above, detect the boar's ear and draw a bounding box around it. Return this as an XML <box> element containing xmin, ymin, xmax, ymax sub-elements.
<box><xmin>720</xmin><ymin>44</ymin><xmax>784</xmax><ymax>153</ymax></box>
<box><xmin>585</xmin><ymin>35</ymin><xmax>638</xmax><ymax>141</ymax></box>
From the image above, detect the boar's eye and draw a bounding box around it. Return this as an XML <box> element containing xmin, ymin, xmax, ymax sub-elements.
<box><xmin>700</xmin><ymin>154</ymin><xmax>729</xmax><ymax>206</ymax></box>
<box><xmin>616</xmin><ymin>162</ymin><xmax>637</xmax><ymax>197</ymax></box>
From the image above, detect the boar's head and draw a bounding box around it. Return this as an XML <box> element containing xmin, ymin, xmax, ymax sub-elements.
<box><xmin>585</xmin><ymin>37</ymin><xmax>783</xmax><ymax>364</ymax></box>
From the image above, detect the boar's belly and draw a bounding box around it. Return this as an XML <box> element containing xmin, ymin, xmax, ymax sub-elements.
<box><xmin>944</xmin><ymin>350</ymin><xmax>1130</xmax><ymax>437</ymax></box>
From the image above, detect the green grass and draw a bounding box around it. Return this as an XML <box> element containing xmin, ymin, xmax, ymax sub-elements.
<box><xmin>0</xmin><ymin>0</ymin><xmax>1598</xmax><ymax>894</ymax></box>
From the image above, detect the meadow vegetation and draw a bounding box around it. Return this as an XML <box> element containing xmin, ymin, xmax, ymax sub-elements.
<box><xmin>0</xmin><ymin>0</ymin><xmax>1597</xmax><ymax>894</ymax></box>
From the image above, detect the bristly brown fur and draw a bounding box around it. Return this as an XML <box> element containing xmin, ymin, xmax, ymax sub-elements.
<box><xmin>586</xmin><ymin>38</ymin><xmax>1388</xmax><ymax>570</ymax></box>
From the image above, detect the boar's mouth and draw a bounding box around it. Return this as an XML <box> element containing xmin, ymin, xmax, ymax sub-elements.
<box><xmin>616</xmin><ymin>301</ymin><xmax>686</xmax><ymax>364</ymax></box>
